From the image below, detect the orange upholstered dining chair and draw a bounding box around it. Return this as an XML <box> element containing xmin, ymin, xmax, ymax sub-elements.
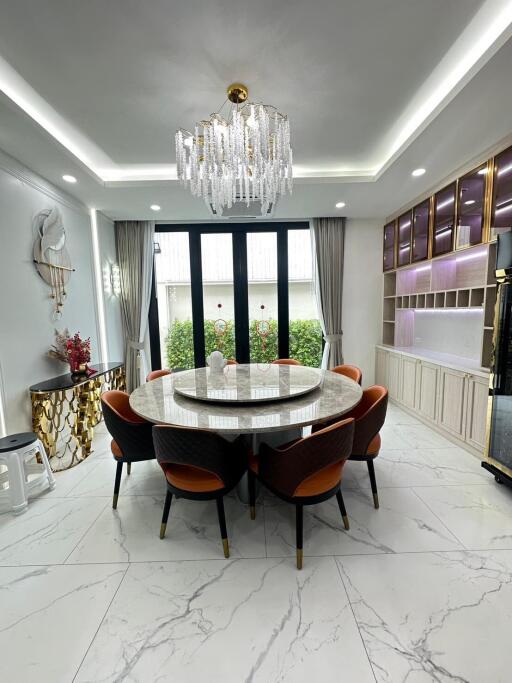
<box><xmin>344</xmin><ymin>385</ymin><xmax>388</xmax><ymax>509</ymax></box>
<box><xmin>226</xmin><ymin>359</ymin><xmax>239</xmax><ymax>365</ymax></box>
<box><xmin>153</xmin><ymin>425</ymin><xmax>248</xmax><ymax>558</ymax></box>
<box><xmin>146</xmin><ymin>369</ymin><xmax>172</xmax><ymax>382</ymax></box>
<box><xmin>271</xmin><ymin>358</ymin><xmax>302</xmax><ymax>366</ymax></box>
<box><xmin>248</xmin><ymin>418</ymin><xmax>354</xmax><ymax>569</ymax></box>
<box><xmin>101</xmin><ymin>390</ymin><xmax>155</xmax><ymax>508</ymax></box>
<box><xmin>331</xmin><ymin>364</ymin><xmax>362</xmax><ymax>385</ymax></box>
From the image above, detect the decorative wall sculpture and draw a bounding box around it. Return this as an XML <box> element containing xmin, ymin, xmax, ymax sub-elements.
<box><xmin>33</xmin><ymin>207</ymin><xmax>74</xmax><ymax>319</ymax></box>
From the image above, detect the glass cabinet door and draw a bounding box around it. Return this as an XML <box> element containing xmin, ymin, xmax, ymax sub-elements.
<box><xmin>456</xmin><ymin>165</ymin><xmax>486</xmax><ymax>249</ymax></box>
<box><xmin>383</xmin><ymin>220</ymin><xmax>396</xmax><ymax>271</ymax></box>
<box><xmin>491</xmin><ymin>146</ymin><xmax>512</xmax><ymax>241</ymax></box>
<box><xmin>397</xmin><ymin>211</ymin><xmax>412</xmax><ymax>267</ymax></box>
<box><xmin>433</xmin><ymin>183</ymin><xmax>456</xmax><ymax>256</ymax></box>
<box><xmin>412</xmin><ymin>200</ymin><xmax>429</xmax><ymax>262</ymax></box>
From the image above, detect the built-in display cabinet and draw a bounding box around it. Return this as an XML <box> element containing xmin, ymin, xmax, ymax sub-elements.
<box><xmin>379</xmin><ymin>144</ymin><xmax>512</xmax><ymax>454</ymax></box>
<box><xmin>376</xmin><ymin>345</ymin><xmax>488</xmax><ymax>455</ymax></box>
<box><xmin>412</xmin><ymin>199</ymin><xmax>429</xmax><ymax>262</ymax></box>
<box><xmin>491</xmin><ymin>145</ymin><xmax>512</xmax><ymax>240</ymax></box>
<box><xmin>383</xmin><ymin>220</ymin><xmax>396</xmax><ymax>271</ymax></box>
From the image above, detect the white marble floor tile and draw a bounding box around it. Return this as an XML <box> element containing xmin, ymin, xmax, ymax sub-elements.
<box><xmin>414</xmin><ymin>483</ymin><xmax>512</xmax><ymax>550</ymax></box>
<box><xmin>347</xmin><ymin>446</ymin><xmax>489</xmax><ymax>489</ymax></box>
<box><xmin>0</xmin><ymin>495</ymin><xmax>107</xmax><ymax>565</ymax></box>
<box><xmin>67</xmin><ymin>459</ymin><xmax>166</xmax><ymax>497</ymax></box>
<box><xmin>74</xmin><ymin>556</ymin><xmax>375</xmax><ymax>683</ymax></box>
<box><xmin>393</xmin><ymin>423</ymin><xmax>456</xmax><ymax>449</ymax></box>
<box><xmin>337</xmin><ymin>550</ymin><xmax>512</xmax><ymax>683</ymax></box>
<box><xmin>385</xmin><ymin>403</ymin><xmax>422</xmax><ymax>425</ymax></box>
<box><xmin>67</xmin><ymin>494</ymin><xmax>266</xmax><ymax>563</ymax></box>
<box><xmin>0</xmin><ymin>563</ymin><xmax>126</xmax><ymax>683</ymax></box>
<box><xmin>264</xmin><ymin>487</ymin><xmax>462</xmax><ymax>557</ymax></box>
<box><xmin>51</xmin><ymin>458</ymin><xmax>102</xmax><ymax>496</ymax></box>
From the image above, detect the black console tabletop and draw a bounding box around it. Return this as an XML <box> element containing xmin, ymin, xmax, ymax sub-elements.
<box><xmin>29</xmin><ymin>362</ymin><xmax>124</xmax><ymax>393</ymax></box>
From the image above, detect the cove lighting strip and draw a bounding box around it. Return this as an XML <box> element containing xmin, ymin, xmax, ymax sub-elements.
<box><xmin>0</xmin><ymin>360</ymin><xmax>7</xmax><ymax>437</ymax></box>
<box><xmin>1</xmin><ymin>0</ymin><xmax>512</xmax><ymax>182</ymax></box>
<box><xmin>90</xmin><ymin>209</ymin><xmax>109</xmax><ymax>363</ymax></box>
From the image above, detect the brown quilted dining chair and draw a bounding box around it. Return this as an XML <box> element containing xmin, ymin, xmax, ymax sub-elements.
<box><xmin>344</xmin><ymin>385</ymin><xmax>388</xmax><ymax>509</ymax></box>
<box><xmin>146</xmin><ymin>369</ymin><xmax>172</xmax><ymax>382</ymax></box>
<box><xmin>101</xmin><ymin>390</ymin><xmax>155</xmax><ymax>508</ymax></box>
<box><xmin>271</xmin><ymin>358</ymin><xmax>302</xmax><ymax>366</ymax></box>
<box><xmin>152</xmin><ymin>425</ymin><xmax>248</xmax><ymax>558</ymax></box>
<box><xmin>248</xmin><ymin>418</ymin><xmax>354</xmax><ymax>569</ymax></box>
<box><xmin>332</xmin><ymin>364</ymin><xmax>362</xmax><ymax>385</ymax></box>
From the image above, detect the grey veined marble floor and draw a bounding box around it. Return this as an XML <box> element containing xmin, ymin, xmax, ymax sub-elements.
<box><xmin>2</xmin><ymin>403</ymin><xmax>512</xmax><ymax>682</ymax></box>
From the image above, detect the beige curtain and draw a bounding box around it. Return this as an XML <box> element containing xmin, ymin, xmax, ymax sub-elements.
<box><xmin>311</xmin><ymin>217</ymin><xmax>345</xmax><ymax>368</ymax></box>
<box><xmin>115</xmin><ymin>220</ymin><xmax>155</xmax><ymax>392</ymax></box>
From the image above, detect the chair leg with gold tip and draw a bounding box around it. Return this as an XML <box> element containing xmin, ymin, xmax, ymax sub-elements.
<box><xmin>367</xmin><ymin>460</ymin><xmax>379</xmax><ymax>509</ymax></box>
<box><xmin>248</xmin><ymin>470</ymin><xmax>256</xmax><ymax>520</ymax></box>
<box><xmin>160</xmin><ymin>490</ymin><xmax>173</xmax><ymax>539</ymax></box>
<box><xmin>216</xmin><ymin>497</ymin><xmax>230</xmax><ymax>558</ymax></box>
<box><xmin>296</xmin><ymin>504</ymin><xmax>303</xmax><ymax>570</ymax></box>
<box><xmin>336</xmin><ymin>489</ymin><xmax>350</xmax><ymax>530</ymax></box>
<box><xmin>112</xmin><ymin>462</ymin><xmax>123</xmax><ymax>509</ymax></box>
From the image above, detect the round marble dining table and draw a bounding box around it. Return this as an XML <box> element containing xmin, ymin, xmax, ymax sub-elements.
<box><xmin>129</xmin><ymin>364</ymin><xmax>362</xmax><ymax>434</ymax></box>
<box><xmin>130</xmin><ymin>364</ymin><xmax>362</xmax><ymax>502</ymax></box>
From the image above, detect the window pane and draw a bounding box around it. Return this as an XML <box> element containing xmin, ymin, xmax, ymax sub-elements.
<box><xmin>288</xmin><ymin>229</ymin><xmax>322</xmax><ymax>367</ymax></box>
<box><xmin>247</xmin><ymin>232</ymin><xmax>278</xmax><ymax>362</ymax></box>
<box><xmin>154</xmin><ymin>232</ymin><xmax>194</xmax><ymax>370</ymax></box>
<box><xmin>201</xmin><ymin>234</ymin><xmax>236</xmax><ymax>361</ymax></box>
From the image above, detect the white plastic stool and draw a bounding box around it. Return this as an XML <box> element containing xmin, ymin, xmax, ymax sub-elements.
<box><xmin>0</xmin><ymin>432</ymin><xmax>56</xmax><ymax>515</ymax></box>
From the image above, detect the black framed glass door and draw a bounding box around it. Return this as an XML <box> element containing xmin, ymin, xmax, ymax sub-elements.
<box><xmin>149</xmin><ymin>222</ymin><xmax>321</xmax><ymax>370</ymax></box>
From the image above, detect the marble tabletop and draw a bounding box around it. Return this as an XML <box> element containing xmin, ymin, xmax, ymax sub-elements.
<box><xmin>129</xmin><ymin>364</ymin><xmax>362</xmax><ymax>434</ymax></box>
<box><xmin>172</xmin><ymin>364</ymin><xmax>323</xmax><ymax>403</ymax></box>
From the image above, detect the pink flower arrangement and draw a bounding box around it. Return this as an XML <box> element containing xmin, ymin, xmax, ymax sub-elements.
<box><xmin>66</xmin><ymin>332</ymin><xmax>91</xmax><ymax>372</ymax></box>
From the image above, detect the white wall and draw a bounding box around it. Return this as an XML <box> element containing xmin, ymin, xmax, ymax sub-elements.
<box><xmin>342</xmin><ymin>219</ymin><xmax>383</xmax><ymax>386</ymax></box>
<box><xmin>0</xmin><ymin>150</ymin><xmax>124</xmax><ymax>434</ymax></box>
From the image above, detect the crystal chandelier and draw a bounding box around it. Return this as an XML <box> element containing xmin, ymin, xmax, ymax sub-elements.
<box><xmin>175</xmin><ymin>83</ymin><xmax>292</xmax><ymax>215</ymax></box>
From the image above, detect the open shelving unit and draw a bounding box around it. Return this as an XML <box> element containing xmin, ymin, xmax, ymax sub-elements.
<box><xmin>382</xmin><ymin>243</ymin><xmax>496</xmax><ymax>368</ymax></box>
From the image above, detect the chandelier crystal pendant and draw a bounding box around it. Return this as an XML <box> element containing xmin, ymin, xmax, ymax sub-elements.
<box><xmin>175</xmin><ymin>83</ymin><xmax>293</xmax><ymax>215</ymax></box>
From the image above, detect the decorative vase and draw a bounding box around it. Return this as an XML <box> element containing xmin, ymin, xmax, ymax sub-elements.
<box><xmin>69</xmin><ymin>361</ymin><xmax>88</xmax><ymax>376</ymax></box>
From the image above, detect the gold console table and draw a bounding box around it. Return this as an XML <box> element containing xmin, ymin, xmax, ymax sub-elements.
<box><xmin>29</xmin><ymin>362</ymin><xmax>125</xmax><ymax>471</ymax></box>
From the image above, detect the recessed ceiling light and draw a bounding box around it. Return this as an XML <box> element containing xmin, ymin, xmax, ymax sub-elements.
<box><xmin>411</xmin><ymin>168</ymin><xmax>426</xmax><ymax>177</ymax></box>
<box><xmin>478</xmin><ymin>168</ymin><xmax>488</xmax><ymax>175</ymax></box>
<box><xmin>150</xmin><ymin>204</ymin><xmax>161</xmax><ymax>211</ymax></box>
<box><xmin>62</xmin><ymin>174</ymin><xmax>77</xmax><ymax>183</ymax></box>
<box><xmin>464</xmin><ymin>199</ymin><xmax>476</xmax><ymax>205</ymax></box>
<box><xmin>335</xmin><ymin>201</ymin><xmax>346</xmax><ymax>209</ymax></box>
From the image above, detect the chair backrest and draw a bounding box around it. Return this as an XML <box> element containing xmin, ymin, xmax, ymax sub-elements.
<box><xmin>226</xmin><ymin>359</ymin><xmax>238</xmax><ymax>365</ymax></box>
<box><xmin>332</xmin><ymin>364</ymin><xmax>362</xmax><ymax>385</ymax></box>
<box><xmin>350</xmin><ymin>385</ymin><xmax>388</xmax><ymax>456</ymax></box>
<box><xmin>153</xmin><ymin>425</ymin><xmax>247</xmax><ymax>490</ymax></box>
<box><xmin>259</xmin><ymin>418</ymin><xmax>354</xmax><ymax>497</ymax></box>
<box><xmin>146</xmin><ymin>369</ymin><xmax>172</xmax><ymax>382</ymax></box>
<box><xmin>271</xmin><ymin>358</ymin><xmax>302</xmax><ymax>366</ymax></box>
<box><xmin>101</xmin><ymin>390</ymin><xmax>154</xmax><ymax>460</ymax></box>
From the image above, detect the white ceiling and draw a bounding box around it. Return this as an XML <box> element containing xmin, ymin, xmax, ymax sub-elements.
<box><xmin>0</xmin><ymin>0</ymin><xmax>512</xmax><ymax>220</ymax></box>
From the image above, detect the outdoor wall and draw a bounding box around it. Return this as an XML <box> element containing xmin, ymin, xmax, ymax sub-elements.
<box><xmin>342</xmin><ymin>218</ymin><xmax>383</xmax><ymax>386</ymax></box>
<box><xmin>0</xmin><ymin>150</ymin><xmax>123</xmax><ymax>434</ymax></box>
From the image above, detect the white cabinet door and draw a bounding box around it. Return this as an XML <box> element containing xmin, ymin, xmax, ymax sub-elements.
<box><xmin>375</xmin><ymin>347</ymin><xmax>389</xmax><ymax>387</ymax></box>
<box><xmin>417</xmin><ymin>361</ymin><xmax>439</xmax><ymax>422</ymax></box>
<box><xmin>438</xmin><ymin>367</ymin><xmax>467</xmax><ymax>439</ymax></box>
<box><xmin>387</xmin><ymin>352</ymin><xmax>401</xmax><ymax>401</ymax></box>
<box><xmin>465</xmin><ymin>375</ymin><xmax>489</xmax><ymax>452</ymax></box>
<box><xmin>400</xmin><ymin>356</ymin><xmax>418</xmax><ymax>409</ymax></box>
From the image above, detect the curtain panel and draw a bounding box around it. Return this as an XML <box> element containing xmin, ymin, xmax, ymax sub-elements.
<box><xmin>311</xmin><ymin>217</ymin><xmax>345</xmax><ymax>369</ymax></box>
<box><xmin>115</xmin><ymin>220</ymin><xmax>155</xmax><ymax>392</ymax></box>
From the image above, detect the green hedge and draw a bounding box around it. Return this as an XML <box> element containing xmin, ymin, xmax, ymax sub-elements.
<box><xmin>165</xmin><ymin>319</ymin><xmax>322</xmax><ymax>369</ymax></box>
